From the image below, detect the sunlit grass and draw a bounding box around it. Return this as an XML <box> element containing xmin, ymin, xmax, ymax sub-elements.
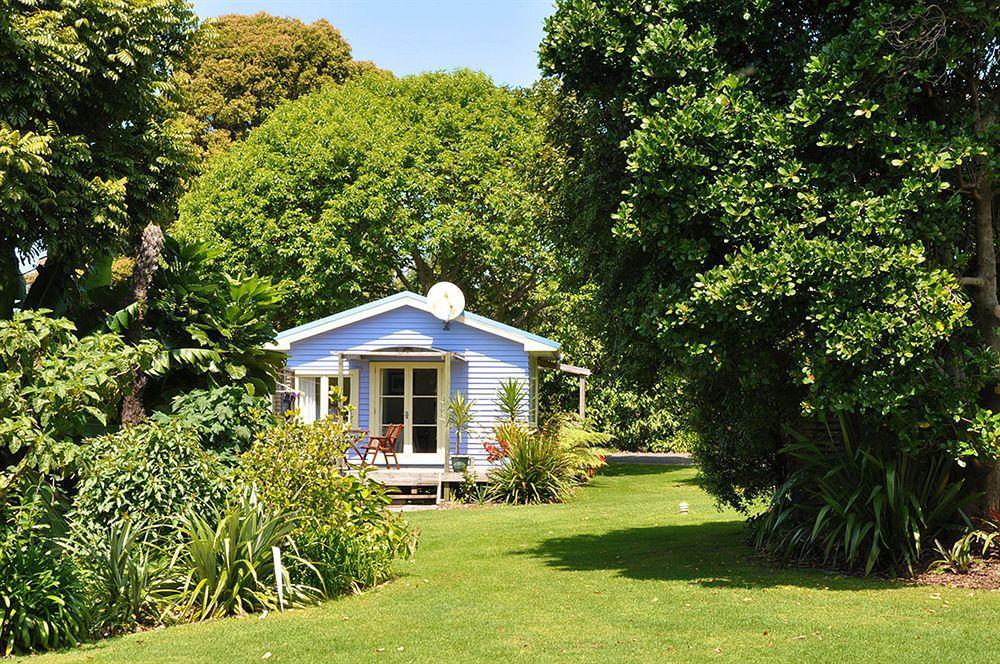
<box><xmin>27</xmin><ymin>464</ymin><xmax>1000</xmax><ymax>663</ymax></box>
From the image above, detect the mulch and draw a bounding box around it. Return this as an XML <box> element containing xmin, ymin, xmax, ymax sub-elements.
<box><xmin>911</xmin><ymin>558</ymin><xmax>1000</xmax><ymax>590</ymax></box>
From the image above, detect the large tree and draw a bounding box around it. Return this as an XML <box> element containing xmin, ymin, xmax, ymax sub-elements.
<box><xmin>175</xmin><ymin>70</ymin><xmax>563</xmax><ymax>330</ymax></box>
<box><xmin>0</xmin><ymin>0</ymin><xmax>198</xmax><ymax>318</ymax></box>
<box><xmin>541</xmin><ymin>0</ymin><xmax>997</xmax><ymax>513</ymax></box>
<box><xmin>175</xmin><ymin>12</ymin><xmax>372</xmax><ymax>160</ymax></box>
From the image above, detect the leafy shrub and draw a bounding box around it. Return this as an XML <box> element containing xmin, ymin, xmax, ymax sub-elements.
<box><xmin>748</xmin><ymin>415</ymin><xmax>973</xmax><ymax>576</ymax></box>
<box><xmin>160</xmin><ymin>491</ymin><xmax>318</xmax><ymax>622</ymax></box>
<box><xmin>237</xmin><ymin>416</ymin><xmax>416</xmax><ymax>594</ymax></box>
<box><xmin>156</xmin><ymin>385</ymin><xmax>275</xmax><ymax>455</ymax></box>
<box><xmin>588</xmin><ymin>374</ymin><xmax>695</xmax><ymax>453</ymax></box>
<box><xmin>488</xmin><ymin>424</ymin><xmax>573</xmax><ymax>504</ymax></box>
<box><xmin>74</xmin><ymin>419</ymin><xmax>228</xmax><ymax>537</ymax></box>
<box><xmin>0</xmin><ymin>311</ymin><xmax>145</xmax><ymax>480</ymax></box>
<box><xmin>0</xmin><ymin>481</ymin><xmax>89</xmax><ymax>655</ymax></box>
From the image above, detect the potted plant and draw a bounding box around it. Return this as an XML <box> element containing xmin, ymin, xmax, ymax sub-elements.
<box><xmin>448</xmin><ymin>393</ymin><xmax>475</xmax><ymax>472</ymax></box>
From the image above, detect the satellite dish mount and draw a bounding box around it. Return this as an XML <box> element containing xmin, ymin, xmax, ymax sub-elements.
<box><xmin>427</xmin><ymin>282</ymin><xmax>465</xmax><ymax>330</ymax></box>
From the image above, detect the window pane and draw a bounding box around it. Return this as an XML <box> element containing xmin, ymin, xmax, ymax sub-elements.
<box><xmin>412</xmin><ymin>396</ymin><xmax>436</xmax><ymax>425</ymax></box>
<box><xmin>413</xmin><ymin>368</ymin><xmax>437</xmax><ymax>396</ymax></box>
<box><xmin>382</xmin><ymin>368</ymin><xmax>405</xmax><ymax>396</ymax></box>
<box><xmin>413</xmin><ymin>425</ymin><xmax>437</xmax><ymax>453</ymax></box>
<box><xmin>329</xmin><ymin>377</ymin><xmax>352</xmax><ymax>421</ymax></box>
<box><xmin>381</xmin><ymin>397</ymin><xmax>404</xmax><ymax>427</ymax></box>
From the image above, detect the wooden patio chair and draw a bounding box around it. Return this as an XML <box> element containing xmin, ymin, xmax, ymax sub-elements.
<box><xmin>362</xmin><ymin>423</ymin><xmax>403</xmax><ymax>469</ymax></box>
<box><xmin>344</xmin><ymin>429</ymin><xmax>369</xmax><ymax>468</ymax></box>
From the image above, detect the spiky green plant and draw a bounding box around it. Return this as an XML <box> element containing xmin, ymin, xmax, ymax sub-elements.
<box><xmin>488</xmin><ymin>425</ymin><xmax>573</xmax><ymax>504</ymax></box>
<box><xmin>160</xmin><ymin>491</ymin><xmax>320</xmax><ymax>622</ymax></box>
<box><xmin>494</xmin><ymin>378</ymin><xmax>527</xmax><ymax>423</ymax></box>
<box><xmin>545</xmin><ymin>413</ymin><xmax>613</xmax><ymax>483</ymax></box>
<box><xmin>748</xmin><ymin>414</ymin><xmax>973</xmax><ymax>576</ymax></box>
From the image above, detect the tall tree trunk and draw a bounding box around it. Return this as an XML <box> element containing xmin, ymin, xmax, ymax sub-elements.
<box><xmin>970</xmin><ymin>180</ymin><xmax>1000</xmax><ymax>511</ymax></box>
<box><xmin>119</xmin><ymin>223</ymin><xmax>165</xmax><ymax>426</ymax></box>
<box><xmin>0</xmin><ymin>246</ymin><xmax>19</xmax><ymax>319</ymax></box>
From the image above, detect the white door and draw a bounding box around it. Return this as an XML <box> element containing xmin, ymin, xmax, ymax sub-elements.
<box><xmin>372</xmin><ymin>363</ymin><xmax>444</xmax><ymax>465</ymax></box>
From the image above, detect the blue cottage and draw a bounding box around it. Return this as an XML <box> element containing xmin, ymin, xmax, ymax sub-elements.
<box><xmin>269</xmin><ymin>291</ymin><xmax>577</xmax><ymax>469</ymax></box>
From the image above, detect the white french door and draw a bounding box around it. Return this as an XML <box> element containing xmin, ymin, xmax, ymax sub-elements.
<box><xmin>371</xmin><ymin>363</ymin><xmax>444</xmax><ymax>465</ymax></box>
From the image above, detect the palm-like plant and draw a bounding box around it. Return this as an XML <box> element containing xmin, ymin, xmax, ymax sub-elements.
<box><xmin>495</xmin><ymin>378</ymin><xmax>527</xmax><ymax>423</ymax></box>
<box><xmin>448</xmin><ymin>393</ymin><xmax>475</xmax><ymax>455</ymax></box>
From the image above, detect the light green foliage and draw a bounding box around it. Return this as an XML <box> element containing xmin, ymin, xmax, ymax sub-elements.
<box><xmin>448</xmin><ymin>393</ymin><xmax>475</xmax><ymax>455</ymax></box>
<box><xmin>175</xmin><ymin>12</ymin><xmax>359</xmax><ymax>160</ymax></box>
<box><xmin>159</xmin><ymin>491</ymin><xmax>318</xmax><ymax>622</ymax></box>
<box><xmin>0</xmin><ymin>0</ymin><xmax>197</xmax><ymax>316</ymax></box>
<box><xmin>494</xmin><ymin>378</ymin><xmax>528</xmax><ymax>423</ymax></box>
<box><xmin>589</xmin><ymin>374</ymin><xmax>694</xmax><ymax>453</ymax></box>
<box><xmin>541</xmin><ymin>0</ymin><xmax>997</xmax><ymax>509</ymax></box>
<box><xmin>74</xmin><ymin>419</ymin><xmax>228</xmax><ymax>535</ymax></box>
<box><xmin>0</xmin><ymin>481</ymin><xmax>88</xmax><ymax>655</ymax></box>
<box><xmin>157</xmin><ymin>386</ymin><xmax>275</xmax><ymax>455</ymax></box>
<box><xmin>0</xmin><ymin>311</ymin><xmax>143</xmax><ymax>480</ymax></box>
<box><xmin>488</xmin><ymin>424</ymin><xmax>574</xmax><ymax>504</ymax></box>
<box><xmin>108</xmin><ymin>236</ymin><xmax>285</xmax><ymax>401</ymax></box>
<box><xmin>546</xmin><ymin>413</ymin><xmax>612</xmax><ymax>483</ymax></box>
<box><xmin>748</xmin><ymin>415</ymin><xmax>973</xmax><ymax>576</ymax></box>
<box><xmin>237</xmin><ymin>416</ymin><xmax>416</xmax><ymax>594</ymax></box>
<box><xmin>175</xmin><ymin>71</ymin><xmax>562</xmax><ymax>329</ymax></box>
<box><xmin>930</xmin><ymin>529</ymin><xmax>999</xmax><ymax>574</ymax></box>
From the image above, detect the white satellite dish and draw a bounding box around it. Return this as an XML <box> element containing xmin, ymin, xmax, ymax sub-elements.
<box><xmin>427</xmin><ymin>282</ymin><xmax>465</xmax><ymax>329</ymax></box>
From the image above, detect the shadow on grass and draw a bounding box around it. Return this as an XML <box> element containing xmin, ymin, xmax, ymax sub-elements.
<box><xmin>598</xmin><ymin>463</ymin><xmax>701</xmax><ymax>486</ymax></box>
<box><xmin>529</xmin><ymin>467</ymin><xmax>900</xmax><ymax>592</ymax></box>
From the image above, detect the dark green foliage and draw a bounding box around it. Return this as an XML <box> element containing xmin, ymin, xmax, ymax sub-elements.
<box><xmin>70</xmin><ymin>520</ymin><xmax>166</xmax><ymax>634</ymax></box>
<box><xmin>540</xmin><ymin>0</ymin><xmax>997</xmax><ymax>512</ymax></box>
<box><xmin>107</xmin><ymin>236</ymin><xmax>285</xmax><ymax>403</ymax></box>
<box><xmin>0</xmin><ymin>0</ymin><xmax>197</xmax><ymax>317</ymax></box>
<box><xmin>156</xmin><ymin>386</ymin><xmax>275</xmax><ymax>455</ymax></box>
<box><xmin>74</xmin><ymin>419</ymin><xmax>228</xmax><ymax>536</ymax></box>
<box><xmin>748</xmin><ymin>415</ymin><xmax>973</xmax><ymax>576</ymax></box>
<box><xmin>588</xmin><ymin>374</ymin><xmax>694</xmax><ymax>453</ymax></box>
<box><xmin>0</xmin><ymin>481</ymin><xmax>88</xmax><ymax>655</ymax></box>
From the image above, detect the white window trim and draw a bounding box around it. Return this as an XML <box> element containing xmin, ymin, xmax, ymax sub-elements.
<box><xmin>293</xmin><ymin>369</ymin><xmax>360</xmax><ymax>426</ymax></box>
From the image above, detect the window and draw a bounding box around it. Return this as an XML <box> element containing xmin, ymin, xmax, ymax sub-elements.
<box><xmin>295</xmin><ymin>372</ymin><xmax>359</xmax><ymax>425</ymax></box>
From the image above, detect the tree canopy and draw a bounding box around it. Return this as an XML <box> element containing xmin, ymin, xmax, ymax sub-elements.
<box><xmin>0</xmin><ymin>0</ymin><xmax>198</xmax><ymax>318</ymax></box>
<box><xmin>174</xmin><ymin>12</ymin><xmax>371</xmax><ymax>160</ymax></box>
<box><xmin>541</xmin><ymin>0</ymin><xmax>997</xmax><ymax>509</ymax></box>
<box><xmin>175</xmin><ymin>70</ymin><xmax>563</xmax><ymax>329</ymax></box>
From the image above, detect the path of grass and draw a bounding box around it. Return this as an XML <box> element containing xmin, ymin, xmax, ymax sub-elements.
<box><xmin>28</xmin><ymin>465</ymin><xmax>1000</xmax><ymax>663</ymax></box>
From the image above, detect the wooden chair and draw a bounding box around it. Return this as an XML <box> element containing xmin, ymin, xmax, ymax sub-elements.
<box><xmin>344</xmin><ymin>429</ymin><xmax>369</xmax><ymax>468</ymax></box>
<box><xmin>362</xmin><ymin>423</ymin><xmax>403</xmax><ymax>469</ymax></box>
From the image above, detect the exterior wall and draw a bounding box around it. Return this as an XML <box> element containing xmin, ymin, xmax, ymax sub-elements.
<box><xmin>283</xmin><ymin>304</ymin><xmax>530</xmax><ymax>466</ymax></box>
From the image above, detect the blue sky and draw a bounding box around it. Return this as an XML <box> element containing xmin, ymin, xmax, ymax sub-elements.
<box><xmin>191</xmin><ymin>0</ymin><xmax>556</xmax><ymax>88</ymax></box>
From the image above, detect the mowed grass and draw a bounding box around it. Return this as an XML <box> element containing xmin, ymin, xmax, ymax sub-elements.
<box><xmin>26</xmin><ymin>464</ymin><xmax>1000</xmax><ymax>663</ymax></box>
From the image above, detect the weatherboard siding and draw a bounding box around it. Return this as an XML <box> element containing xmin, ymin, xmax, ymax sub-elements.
<box><xmin>283</xmin><ymin>304</ymin><xmax>530</xmax><ymax>466</ymax></box>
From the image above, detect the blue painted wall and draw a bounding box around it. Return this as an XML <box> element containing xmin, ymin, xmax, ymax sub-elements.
<box><xmin>284</xmin><ymin>304</ymin><xmax>531</xmax><ymax>466</ymax></box>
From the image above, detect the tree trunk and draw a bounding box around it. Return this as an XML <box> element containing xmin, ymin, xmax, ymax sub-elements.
<box><xmin>969</xmin><ymin>180</ymin><xmax>1000</xmax><ymax>512</ymax></box>
<box><xmin>119</xmin><ymin>223</ymin><xmax>165</xmax><ymax>426</ymax></box>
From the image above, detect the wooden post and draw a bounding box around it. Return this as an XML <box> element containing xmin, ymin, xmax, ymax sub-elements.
<box><xmin>442</xmin><ymin>352</ymin><xmax>452</xmax><ymax>472</ymax></box>
<box><xmin>578</xmin><ymin>376</ymin><xmax>586</xmax><ymax>418</ymax></box>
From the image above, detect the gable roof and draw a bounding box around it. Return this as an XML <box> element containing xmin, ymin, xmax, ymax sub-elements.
<box><xmin>269</xmin><ymin>291</ymin><xmax>560</xmax><ymax>353</ymax></box>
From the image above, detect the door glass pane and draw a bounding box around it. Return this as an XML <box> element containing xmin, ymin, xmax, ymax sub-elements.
<box><xmin>412</xmin><ymin>397</ymin><xmax>436</xmax><ymax>425</ymax></box>
<box><xmin>412</xmin><ymin>425</ymin><xmax>437</xmax><ymax>453</ymax></box>
<box><xmin>299</xmin><ymin>377</ymin><xmax>319</xmax><ymax>423</ymax></box>
<box><xmin>413</xmin><ymin>368</ymin><xmax>437</xmax><ymax>395</ymax></box>
<box><xmin>382</xmin><ymin>368</ymin><xmax>404</xmax><ymax>396</ymax></box>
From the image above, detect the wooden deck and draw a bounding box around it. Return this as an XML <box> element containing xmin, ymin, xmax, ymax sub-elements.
<box><xmin>344</xmin><ymin>467</ymin><xmax>491</xmax><ymax>505</ymax></box>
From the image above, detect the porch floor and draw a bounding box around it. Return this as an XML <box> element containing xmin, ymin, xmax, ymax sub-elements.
<box><xmin>345</xmin><ymin>467</ymin><xmax>491</xmax><ymax>486</ymax></box>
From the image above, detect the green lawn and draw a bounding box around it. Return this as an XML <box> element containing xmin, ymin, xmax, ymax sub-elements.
<box><xmin>27</xmin><ymin>464</ymin><xmax>1000</xmax><ymax>663</ymax></box>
